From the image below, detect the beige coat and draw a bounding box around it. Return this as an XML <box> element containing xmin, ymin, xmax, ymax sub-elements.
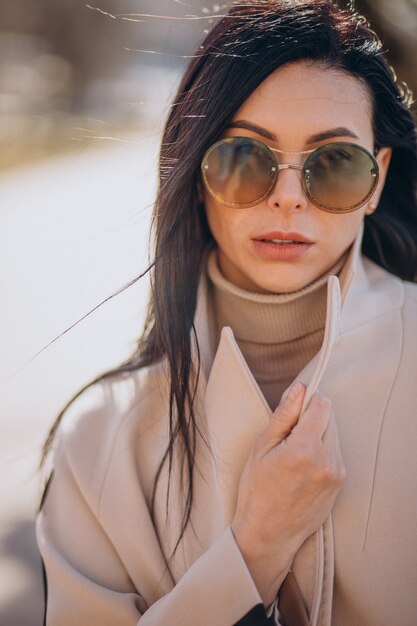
<box><xmin>37</xmin><ymin>226</ymin><xmax>417</xmax><ymax>626</ymax></box>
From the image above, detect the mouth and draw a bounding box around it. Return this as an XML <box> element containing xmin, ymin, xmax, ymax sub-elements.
<box><xmin>252</xmin><ymin>231</ymin><xmax>314</xmax><ymax>245</ymax></box>
<box><xmin>258</xmin><ymin>239</ymin><xmax>305</xmax><ymax>245</ymax></box>
<box><xmin>251</xmin><ymin>231</ymin><xmax>314</xmax><ymax>261</ymax></box>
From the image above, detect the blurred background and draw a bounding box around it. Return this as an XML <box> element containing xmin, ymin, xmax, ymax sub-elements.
<box><xmin>0</xmin><ymin>1</ymin><xmax>416</xmax><ymax>624</ymax></box>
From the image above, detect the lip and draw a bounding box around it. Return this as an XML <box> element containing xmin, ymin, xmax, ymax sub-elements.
<box><xmin>252</xmin><ymin>240</ymin><xmax>313</xmax><ymax>261</ymax></box>
<box><xmin>251</xmin><ymin>231</ymin><xmax>314</xmax><ymax>261</ymax></box>
<box><xmin>252</xmin><ymin>230</ymin><xmax>314</xmax><ymax>244</ymax></box>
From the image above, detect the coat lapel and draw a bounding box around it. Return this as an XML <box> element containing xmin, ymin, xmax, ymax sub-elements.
<box><xmin>204</xmin><ymin>326</ymin><xmax>272</xmax><ymax>525</ymax></box>
<box><xmin>176</xmin><ymin>324</ymin><xmax>273</xmax><ymax>578</ymax></box>
<box><xmin>191</xmin><ymin>243</ymin><xmax>346</xmax><ymax>624</ymax></box>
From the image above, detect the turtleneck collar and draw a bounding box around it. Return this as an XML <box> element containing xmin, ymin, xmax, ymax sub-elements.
<box><xmin>206</xmin><ymin>247</ymin><xmax>348</xmax><ymax>345</ymax></box>
<box><xmin>193</xmin><ymin>221</ymin><xmax>366</xmax><ymax>384</ymax></box>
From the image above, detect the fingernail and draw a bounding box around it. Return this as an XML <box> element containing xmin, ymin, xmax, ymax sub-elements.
<box><xmin>282</xmin><ymin>381</ymin><xmax>302</xmax><ymax>401</ymax></box>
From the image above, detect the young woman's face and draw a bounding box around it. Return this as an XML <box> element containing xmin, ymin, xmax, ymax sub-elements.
<box><xmin>203</xmin><ymin>61</ymin><xmax>392</xmax><ymax>293</ymax></box>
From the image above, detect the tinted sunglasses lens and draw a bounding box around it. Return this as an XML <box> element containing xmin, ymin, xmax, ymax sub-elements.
<box><xmin>305</xmin><ymin>143</ymin><xmax>378</xmax><ymax>212</ymax></box>
<box><xmin>202</xmin><ymin>138</ymin><xmax>275</xmax><ymax>207</ymax></box>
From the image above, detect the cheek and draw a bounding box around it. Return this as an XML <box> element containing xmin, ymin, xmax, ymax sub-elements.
<box><xmin>320</xmin><ymin>210</ymin><xmax>365</xmax><ymax>253</ymax></box>
<box><xmin>204</xmin><ymin>200</ymin><xmax>221</xmax><ymax>237</ymax></box>
<box><xmin>204</xmin><ymin>197</ymin><xmax>243</xmax><ymax>245</ymax></box>
<box><xmin>341</xmin><ymin>211</ymin><xmax>366</xmax><ymax>238</ymax></box>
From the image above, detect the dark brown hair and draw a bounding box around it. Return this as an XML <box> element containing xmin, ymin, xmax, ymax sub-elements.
<box><xmin>40</xmin><ymin>0</ymin><xmax>417</xmax><ymax>567</ymax></box>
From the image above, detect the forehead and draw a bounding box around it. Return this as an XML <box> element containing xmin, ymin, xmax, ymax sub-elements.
<box><xmin>233</xmin><ymin>61</ymin><xmax>374</xmax><ymax>147</ymax></box>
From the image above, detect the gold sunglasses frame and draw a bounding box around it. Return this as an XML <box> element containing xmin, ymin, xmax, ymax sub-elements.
<box><xmin>201</xmin><ymin>136</ymin><xmax>380</xmax><ymax>213</ymax></box>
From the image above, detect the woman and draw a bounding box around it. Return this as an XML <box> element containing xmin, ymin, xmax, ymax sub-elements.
<box><xmin>37</xmin><ymin>1</ymin><xmax>417</xmax><ymax>625</ymax></box>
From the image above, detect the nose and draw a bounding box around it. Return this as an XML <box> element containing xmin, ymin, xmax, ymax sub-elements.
<box><xmin>266</xmin><ymin>165</ymin><xmax>308</xmax><ymax>212</ymax></box>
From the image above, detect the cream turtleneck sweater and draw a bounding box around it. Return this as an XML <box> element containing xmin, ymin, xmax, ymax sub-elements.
<box><xmin>206</xmin><ymin>249</ymin><xmax>348</xmax><ymax>412</ymax></box>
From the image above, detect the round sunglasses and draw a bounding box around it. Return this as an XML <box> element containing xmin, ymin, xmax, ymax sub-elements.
<box><xmin>201</xmin><ymin>136</ymin><xmax>379</xmax><ymax>213</ymax></box>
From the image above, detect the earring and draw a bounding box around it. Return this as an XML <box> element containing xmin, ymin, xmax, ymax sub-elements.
<box><xmin>367</xmin><ymin>202</ymin><xmax>377</xmax><ymax>214</ymax></box>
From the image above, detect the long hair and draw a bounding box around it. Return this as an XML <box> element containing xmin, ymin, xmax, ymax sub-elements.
<box><xmin>40</xmin><ymin>0</ymin><xmax>417</xmax><ymax>565</ymax></box>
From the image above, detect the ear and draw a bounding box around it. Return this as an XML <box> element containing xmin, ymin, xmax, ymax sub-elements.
<box><xmin>365</xmin><ymin>146</ymin><xmax>392</xmax><ymax>215</ymax></box>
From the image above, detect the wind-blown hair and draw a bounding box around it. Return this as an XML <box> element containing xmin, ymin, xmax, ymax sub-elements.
<box><xmin>41</xmin><ymin>0</ymin><xmax>417</xmax><ymax>565</ymax></box>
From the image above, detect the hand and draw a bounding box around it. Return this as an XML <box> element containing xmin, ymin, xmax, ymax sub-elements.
<box><xmin>231</xmin><ymin>381</ymin><xmax>346</xmax><ymax>606</ymax></box>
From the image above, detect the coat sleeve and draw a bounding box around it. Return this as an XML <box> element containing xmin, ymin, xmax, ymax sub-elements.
<box><xmin>37</xmin><ymin>432</ymin><xmax>280</xmax><ymax>626</ymax></box>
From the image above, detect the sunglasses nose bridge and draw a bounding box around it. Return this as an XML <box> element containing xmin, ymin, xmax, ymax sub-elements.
<box><xmin>271</xmin><ymin>163</ymin><xmax>305</xmax><ymax>188</ymax></box>
<box><xmin>270</xmin><ymin>163</ymin><xmax>304</xmax><ymax>181</ymax></box>
<box><xmin>268</xmin><ymin>163</ymin><xmax>309</xmax><ymax>208</ymax></box>
<box><xmin>276</xmin><ymin>164</ymin><xmax>304</xmax><ymax>172</ymax></box>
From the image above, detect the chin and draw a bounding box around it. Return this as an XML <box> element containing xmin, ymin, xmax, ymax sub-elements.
<box><xmin>265</xmin><ymin>282</ymin><xmax>306</xmax><ymax>295</ymax></box>
<box><xmin>247</xmin><ymin>275</ymin><xmax>309</xmax><ymax>295</ymax></box>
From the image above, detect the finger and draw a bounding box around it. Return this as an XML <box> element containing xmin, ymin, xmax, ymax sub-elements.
<box><xmin>322</xmin><ymin>410</ymin><xmax>341</xmax><ymax>450</ymax></box>
<box><xmin>323</xmin><ymin>418</ymin><xmax>346</xmax><ymax>481</ymax></box>
<box><xmin>293</xmin><ymin>392</ymin><xmax>331</xmax><ymax>441</ymax></box>
<box><xmin>264</xmin><ymin>381</ymin><xmax>306</xmax><ymax>445</ymax></box>
<box><xmin>321</xmin><ymin>407</ymin><xmax>336</xmax><ymax>445</ymax></box>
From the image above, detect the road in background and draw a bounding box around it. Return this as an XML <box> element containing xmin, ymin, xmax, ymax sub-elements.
<box><xmin>0</xmin><ymin>130</ymin><xmax>160</xmax><ymax>625</ymax></box>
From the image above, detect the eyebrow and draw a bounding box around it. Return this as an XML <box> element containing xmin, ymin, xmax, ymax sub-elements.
<box><xmin>226</xmin><ymin>120</ymin><xmax>359</xmax><ymax>144</ymax></box>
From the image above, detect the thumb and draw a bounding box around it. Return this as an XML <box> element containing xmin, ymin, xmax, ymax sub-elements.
<box><xmin>269</xmin><ymin>381</ymin><xmax>305</xmax><ymax>444</ymax></box>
